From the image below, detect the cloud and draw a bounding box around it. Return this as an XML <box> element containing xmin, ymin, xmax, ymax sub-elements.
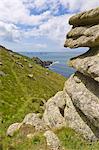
<box><xmin>25</xmin><ymin>14</ymin><xmax>72</xmax><ymax>46</ymax></box>
<box><xmin>80</xmin><ymin>0</ymin><xmax>99</xmax><ymax>11</ymax></box>
<box><xmin>0</xmin><ymin>0</ymin><xmax>51</xmax><ymax>26</ymax></box>
<box><xmin>0</xmin><ymin>0</ymin><xmax>99</xmax><ymax>51</ymax></box>
<box><xmin>0</xmin><ymin>21</ymin><xmax>22</xmax><ymax>42</ymax></box>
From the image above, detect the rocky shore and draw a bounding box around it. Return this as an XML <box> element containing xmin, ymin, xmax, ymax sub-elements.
<box><xmin>32</xmin><ymin>57</ymin><xmax>53</xmax><ymax>68</ymax></box>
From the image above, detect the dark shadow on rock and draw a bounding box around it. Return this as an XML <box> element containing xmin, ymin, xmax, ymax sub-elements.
<box><xmin>73</xmin><ymin>103</ymin><xmax>99</xmax><ymax>140</ymax></box>
<box><xmin>74</xmin><ymin>72</ymin><xmax>99</xmax><ymax>98</ymax></box>
<box><xmin>70</xmin><ymin>47</ymin><xmax>99</xmax><ymax>60</ymax></box>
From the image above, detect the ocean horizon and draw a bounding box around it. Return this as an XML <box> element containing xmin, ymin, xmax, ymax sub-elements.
<box><xmin>20</xmin><ymin>51</ymin><xmax>86</xmax><ymax>78</ymax></box>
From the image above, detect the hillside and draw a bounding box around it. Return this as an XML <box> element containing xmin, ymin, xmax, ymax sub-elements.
<box><xmin>0</xmin><ymin>46</ymin><xmax>66</xmax><ymax>137</ymax></box>
<box><xmin>0</xmin><ymin>41</ymin><xmax>99</xmax><ymax>150</ymax></box>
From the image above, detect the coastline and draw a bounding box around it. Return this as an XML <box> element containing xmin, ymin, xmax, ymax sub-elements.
<box><xmin>20</xmin><ymin>51</ymin><xmax>85</xmax><ymax>77</ymax></box>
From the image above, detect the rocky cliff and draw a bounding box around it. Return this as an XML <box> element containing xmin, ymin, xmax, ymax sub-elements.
<box><xmin>7</xmin><ymin>7</ymin><xmax>99</xmax><ymax>149</ymax></box>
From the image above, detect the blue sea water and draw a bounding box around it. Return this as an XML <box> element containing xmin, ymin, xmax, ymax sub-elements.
<box><xmin>20</xmin><ymin>51</ymin><xmax>86</xmax><ymax>77</ymax></box>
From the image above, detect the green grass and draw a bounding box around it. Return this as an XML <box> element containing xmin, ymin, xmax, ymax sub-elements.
<box><xmin>0</xmin><ymin>46</ymin><xmax>66</xmax><ymax>148</ymax></box>
<box><xmin>1</xmin><ymin>126</ymin><xmax>99</xmax><ymax>150</ymax></box>
<box><xmin>1</xmin><ymin>131</ymin><xmax>47</xmax><ymax>150</ymax></box>
<box><xmin>56</xmin><ymin>128</ymin><xmax>99</xmax><ymax>150</ymax></box>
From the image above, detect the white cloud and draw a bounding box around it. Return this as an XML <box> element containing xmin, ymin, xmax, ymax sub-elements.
<box><xmin>0</xmin><ymin>0</ymin><xmax>99</xmax><ymax>51</ymax></box>
<box><xmin>25</xmin><ymin>14</ymin><xmax>72</xmax><ymax>46</ymax></box>
<box><xmin>0</xmin><ymin>21</ymin><xmax>22</xmax><ymax>42</ymax></box>
<box><xmin>0</xmin><ymin>0</ymin><xmax>51</xmax><ymax>25</ymax></box>
<box><xmin>80</xmin><ymin>0</ymin><xmax>99</xmax><ymax>11</ymax></box>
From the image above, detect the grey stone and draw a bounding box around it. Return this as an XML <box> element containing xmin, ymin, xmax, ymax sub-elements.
<box><xmin>69</xmin><ymin>48</ymin><xmax>99</xmax><ymax>82</ymax></box>
<box><xmin>63</xmin><ymin>91</ymin><xmax>98</xmax><ymax>141</ymax></box>
<box><xmin>64</xmin><ymin>35</ymin><xmax>99</xmax><ymax>48</ymax></box>
<box><xmin>65</xmin><ymin>72</ymin><xmax>99</xmax><ymax>130</ymax></box>
<box><xmin>69</xmin><ymin>7</ymin><xmax>99</xmax><ymax>26</ymax></box>
<box><xmin>44</xmin><ymin>130</ymin><xmax>62</xmax><ymax>150</ymax></box>
<box><xmin>0</xmin><ymin>71</ymin><xmax>6</xmax><ymax>77</ymax></box>
<box><xmin>64</xmin><ymin>7</ymin><xmax>99</xmax><ymax>142</ymax></box>
<box><xmin>28</xmin><ymin>74</ymin><xmax>33</xmax><ymax>78</ymax></box>
<box><xmin>7</xmin><ymin>123</ymin><xmax>22</xmax><ymax>136</ymax></box>
<box><xmin>46</xmin><ymin>91</ymin><xmax>66</xmax><ymax>109</ymax></box>
<box><xmin>43</xmin><ymin>92</ymin><xmax>66</xmax><ymax>128</ymax></box>
<box><xmin>65</xmin><ymin>8</ymin><xmax>99</xmax><ymax>48</ymax></box>
<box><xmin>23</xmin><ymin>113</ymin><xmax>48</xmax><ymax>131</ymax></box>
<box><xmin>69</xmin><ymin>25</ymin><xmax>99</xmax><ymax>37</ymax></box>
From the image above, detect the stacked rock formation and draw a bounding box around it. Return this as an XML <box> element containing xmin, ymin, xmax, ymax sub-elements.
<box><xmin>7</xmin><ymin>7</ymin><xmax>99</xmax><ymax>144</ymax></box>
<box><xmin>64</xmin><ymin>7</ymin><xmax>99</xmax><ymax>141</ymax></box>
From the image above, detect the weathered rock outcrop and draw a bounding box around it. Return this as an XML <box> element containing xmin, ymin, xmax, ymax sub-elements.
<box><xmin>32</xmin><ymin>57</ymin><xmax>53</xmax><ymax>68</ymax></box>
<box><xmin>43</xmin><ymin>91</ymin><xmax>66</xmax><ymax>128</ymax></box>
<box><xmin>64</xmin><ymin>7</ymin><xmax>99</xmax><ymax>141</ymax></box>
<box><xmin>43</xmin><ymin>7</ymin><xmax>99</xmax><ymax>141</ymax></box>
<box><xmin>69</xmin><ymin>7</ymin><xmax>99</xmax><ymax>26</ymax></box>
<box><xmin>7</xmin><ymin>113</ymin><xmax>48</xmax><ymax>137</ymax></box>
<box><xmin>69</xmin><ymin>48</ymin><xmax>99</xmax><ymax>82</ymax></box>
<box><xmin>22</xmin><ymin>113</ymin><xmax>48</xmax><ymax>131</ymax></box>
<box><xmin>63</xmin><ymin>92</ymin><xmax>97</xmax><ymax>141</ymax></box>
<box><xmin>64</xmin><ymin>7</ymin><xmax>99</xmax><ymax>48</ymax></box>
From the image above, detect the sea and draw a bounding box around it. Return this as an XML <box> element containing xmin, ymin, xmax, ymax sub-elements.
<box><xmin>20</xmin><ymin>50</ymin><xmax>86</xmax><ymax>78</ymax></box>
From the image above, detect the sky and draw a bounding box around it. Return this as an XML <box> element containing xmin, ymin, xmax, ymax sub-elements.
<box><xmin>0</xmin><ymin>0</ymin><xmax>99</xmax><ymax>52</ymax></box>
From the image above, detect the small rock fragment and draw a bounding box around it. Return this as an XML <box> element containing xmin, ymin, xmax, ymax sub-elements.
<box><xmin>44</xmin><ymin>130</ymin><xmax>62</xmax><ymax>150</ymax></box>
<box><xmin>0</xmin><ymin>71</ymin><xmax>6</xmax><ymax>77</ymax></box>
<box><xmin>46</xmin><ymin>72</ymin><xmax>49</xmax><ymax>75</ymax></box>
<box><xmin>28</xmin><ymin>74</ymin><xmax>33</xmax><ymax>78</ymax></box>
<box><xmin>28</xmin><ymin>63</ymin><xmax>33</xmax><ymax>68</ymax></box>
<box><xmin>0</xmin><ymin>62</ymin><xmax>2</xmax><ymax>65</ymax></box>
<box><xmin>7</xmin><ymin>123</ymin><xmax>22</xmax><ymax>136</ymax></box>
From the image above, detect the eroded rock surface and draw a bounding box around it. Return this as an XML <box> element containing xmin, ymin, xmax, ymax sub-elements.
<box><xmin>69</xmin><ymin>7</ymin><xmax>99</xmax><ymax>26</ymax></box>
<box><xmin>65</xmin><ymin>7</ymin><xmax>99</xmax><ymax>48</ymax></box>
<box><xmin>65</xmin><ymin>72</ymin><xmax>99</xmax><ymax>128</ymax></box>
<box><xmin>64</xmin><ymin>92</ymin><xmax>98</xmax><ymax>141</ymax></box>
<box><xmin>23</xmin><ymin>113</ymin><xmax>48</xmax><ymax>131</ymax></box>
<box><xmin>43</xmin><ymin>92</ymin><xmax>66</xmax><ymax>128</ymax></box>
<box><xmin>69</xmin><ymin>48</ymin><xmax>99</xmax><ymax>82</ymax></box>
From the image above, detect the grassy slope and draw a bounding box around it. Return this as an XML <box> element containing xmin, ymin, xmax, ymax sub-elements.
<box><xmin>0</xmin><ymin>47</ymin><xmax>99</xmax><ymax>150</ymax></box>
<box><xmin>0</xmin><ymin>47</ymin><xmax>65</xmax><ymax>133</ymax></box>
